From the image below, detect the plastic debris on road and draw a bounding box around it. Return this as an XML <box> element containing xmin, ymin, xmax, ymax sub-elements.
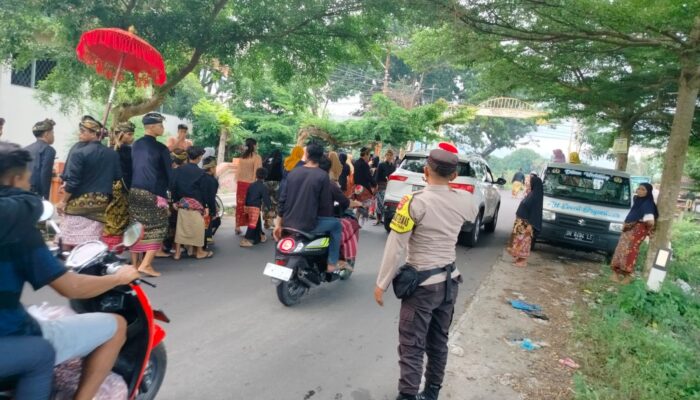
<box><xmin>508</xmin><ymin>299</ymin><xmax>541</xmax><ymax>312</ymax></box>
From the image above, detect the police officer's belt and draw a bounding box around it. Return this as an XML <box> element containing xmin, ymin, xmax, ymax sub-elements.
<box><xmin>392</xmin><ymin>263</ymin><xmax>456</xmax><ymax>302</ymax></box>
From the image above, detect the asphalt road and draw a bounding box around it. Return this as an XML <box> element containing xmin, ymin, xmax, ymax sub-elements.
<box><xmin>23</xmin><ymin>190</ymin><xmax>518</xmax><ymax>400</ymax></box>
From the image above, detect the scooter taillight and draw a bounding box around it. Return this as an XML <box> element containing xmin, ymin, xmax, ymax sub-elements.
<box><xmin>277</xmin><ymin>237</ymin><xmax>296</xmax><ymax>253</ymax></box>
<box><xmin>275</xmin><ymin>259</ymin><xmax>287</xmax><ymax>266</ymax></box>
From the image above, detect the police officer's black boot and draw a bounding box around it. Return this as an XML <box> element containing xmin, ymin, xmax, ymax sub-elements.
<box><xmin>417</xmin><ymin>383</ymin><xmax>441</xmax><ymax>400</ymax></box>
<box><xmin>395</xmin><ymin>393</ymin><xmax>417</xmax><ymax>400</ymax></box>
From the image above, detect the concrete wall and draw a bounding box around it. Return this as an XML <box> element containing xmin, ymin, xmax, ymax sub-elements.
<box><xmin>0</xmin><ymin>66</ymin><xmax>189</xmax><ymax>161</ymax></box>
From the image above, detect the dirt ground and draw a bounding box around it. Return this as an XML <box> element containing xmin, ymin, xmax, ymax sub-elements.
<box><xmin>442</xmin><ymin>245</ymin><xmax>603</xmax><ymax>400</ymax></box>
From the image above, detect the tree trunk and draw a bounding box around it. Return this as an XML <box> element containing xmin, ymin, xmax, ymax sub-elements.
<box><xmin>643</xmin><ymin>66</ymin><xmax>700</xmax><ymax>276</ymax></box>
<box><xmin>217</xmin><ymin>127</ymin><xmax>228</xmax><ymax>165</ymax></box>
<box><xmin>614</xmin><ymin>124</ymin><xmax>632</xmax><ymax>171</ymax></box>
<box><xmin>382</xmin><ymin>47</ymin><xmax>391</xmax><ymax>95</ymax></box>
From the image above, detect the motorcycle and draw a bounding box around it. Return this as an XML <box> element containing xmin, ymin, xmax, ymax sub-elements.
<box><xmin>1</xmin><ymin>202</ymin><xmax>169</xmax><ymax>400</ymax></box>
<box><xmin>263</xmin><ymin>211</ymin><xmax>359</xmax><ymax>307</ymax></box>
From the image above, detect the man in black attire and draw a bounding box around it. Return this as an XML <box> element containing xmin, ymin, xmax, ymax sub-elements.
<box><xmin>274</xmin><ymin>143</ymin><xmax>342</xmax><ymax>272</ymax></box>
<box><xmin>374</xmin><ymin>149</ymin><xmax>396</xmax><ymax>225</ymax></box>
<box><xmin>24</xmin><ymin>119</ymin><xmax>56</xmax><ymax>200</ymax></box>
<box><xmin>354</xmin><ymin>147</ymin><xmax>376</xmax><ymax>193</ymax></box>
<box><xmin>512</xmin><ymin>168</ymin><xmax>525</xmax><ymax>184</ymax></box>
<box><xmin>129</xmin><ymin>112</ymin><xmax>173</xmax><ymax>276</ymax></box>
<box><xmin>201</xmin><ymin>156</ymin><xmax>220</xmax><ymax>247</ymax></box>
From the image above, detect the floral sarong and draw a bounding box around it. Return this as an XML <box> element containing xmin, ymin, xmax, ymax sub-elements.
<box><xmin>507</xmin><ymin>217</ymin><xmax>533</xmax><ymax>258</ymax></box>
<box><xmin>244</xmin><ymin>206</ymin><xmax>261</xmax><ymax>230</ymax></box>
<box><xmin>58</xmin><ymin>215</ymin><xmax>104</xmax><ymax>246</ymax></box>
<box><xmin>340</xmin><ymin>217</ymin><xmax>360</xmax><ymax>261</ymax></box>
<box><xmin>103</xmin><ymin>180</ymin><xmax>129</xmax><ymax>237</ymax></box>
<box><xmin>611</xmin><ymin>222</ymin><xmax>652</xmax><ymax>275</ymax></box>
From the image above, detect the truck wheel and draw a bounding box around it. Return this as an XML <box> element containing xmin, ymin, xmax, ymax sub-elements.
<box><xmin>484</xmin><ymin>205</ymin><xmax>499</xmax><ymax>233</ymax></box>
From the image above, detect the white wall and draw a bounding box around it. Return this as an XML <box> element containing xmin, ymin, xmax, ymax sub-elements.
<box><xmin>0</xmin><ymin>66</ymin><xmax>189</xmax><ymax>161</ymax></box>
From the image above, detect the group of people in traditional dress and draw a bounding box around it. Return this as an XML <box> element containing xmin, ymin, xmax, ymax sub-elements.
<box><xmin>46</xmin><ymin>113</ymin><xmax>220</xmax><ymax>278</ymax></box>
<box><xmin>507</xmin><ymin>171</ymin><xmax>659</xmax><ymax>284</ymax></box>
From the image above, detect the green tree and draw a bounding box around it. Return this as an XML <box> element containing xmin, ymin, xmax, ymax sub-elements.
<box><xmin>488</xmin><ymin>149</ymin><xmax>547</xmax><ymax>179</ymax></box>
<box><xmin>443</xmin><ymin>116</ymin><xmax>535</xmax><ymax>157</ymax></box>
<box><xmin>0</xmin><ymin>0</ymin><xmax>400</xmax><ymax>126</ymax></box>
<box><xmin>421</xmin><ymin>0</ymin><xmax>700</xmax><ymax>276</ymax></box>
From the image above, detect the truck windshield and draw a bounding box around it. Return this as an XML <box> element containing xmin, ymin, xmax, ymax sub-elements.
<box><xmin>543</xmin><ymin>167</ymin><xmax>631</xmax><ymax>208</ymax></box>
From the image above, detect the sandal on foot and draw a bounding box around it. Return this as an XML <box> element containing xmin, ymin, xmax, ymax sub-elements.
<box><xmin>196</xmin><ymin>251</ymin><xmax>214</xmax><ymax>259</ymax></box>
<box><xmin>239</xmin><ymin>239</ymin><xmax>253</xmax><ymax>248</ymax></box>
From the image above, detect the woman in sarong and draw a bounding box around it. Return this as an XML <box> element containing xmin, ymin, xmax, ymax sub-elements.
<box><xmin>506</xmin><ymin>175</ymin><xmax>543</xmax><ymax>267</ymax></box>
<box><xmin>610</xmin><ymin>183</ymin><xmax>658</xmax><ymax>284</ymax></box>
<box><xmin>57</xmin><ymin>116</ymin><xmax>121</xmax><ymax>248</ymax></box>
<box><xmin>235</xmin><ymin>138</ymin><xmax>262</xmax><ymax>235</ymax></box>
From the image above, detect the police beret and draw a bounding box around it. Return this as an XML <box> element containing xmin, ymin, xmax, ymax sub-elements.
<box><xmin>32</xmin><ymin>119</ymin><xmax>55</xmax><ymax>133</ymax></box>
<box><xmin>142</xmin><ymin>112</ymin><xmax>165</xmax><ymax>125</ymax></box>
<box><xmin>115</xmin><ymin>121</ymin><xmax>136</xmax><ymax>133</ymax></box>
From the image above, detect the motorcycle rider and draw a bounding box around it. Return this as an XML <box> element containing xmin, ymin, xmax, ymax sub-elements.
<box><xmin>274</xmin><ymin>143</ymin><xmax>342</xmax><ymax>273</ymax></box>
<box><xmin>374</xmin><ymin>144</ymin><xmax>478</xmax><ymax>400</ymax></box>
<box><xmin>0</xmin><ymin>142</ymin><xmax>141</xmax><ymax>400</ymax></box>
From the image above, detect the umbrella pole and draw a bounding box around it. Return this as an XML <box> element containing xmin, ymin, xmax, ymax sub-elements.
<box><xmin>102</xmin><ymin>53</ymin><xmax>126</xmax><ymax>128</ymax></box>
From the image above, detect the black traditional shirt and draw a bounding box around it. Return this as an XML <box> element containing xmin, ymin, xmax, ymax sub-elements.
<box><xmin>62</xmin><ymin>141</ymin><xmax>121</xmax><ymax>197</ymax></box>
<box><xmin>117</xmin><ymin>145</ymin><xmax>133</xmax><ymax>189</ymax></box>
<box><xmin>171</xmin><ymin>163</ymin><xmax>206</xmax><ymax>205</ymax></box>
<box><xmin>131</xmin><ymin>135</ymin><xmax>173</xmax><ymax>198</ymax></box>
<box><xmin>24</xmin><ymin>140</ymin><xmax>56</xmax><ymax>200</ymax></box>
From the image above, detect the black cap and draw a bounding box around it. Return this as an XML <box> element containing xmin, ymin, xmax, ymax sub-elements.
<box><xmin>142</xmin><ymin>112</ymin><xmax>165</xmax><ymax>125</ymax></box>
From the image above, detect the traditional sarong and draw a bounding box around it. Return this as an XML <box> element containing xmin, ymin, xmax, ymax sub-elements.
<box><xmin>512</xmin><ymin>181</ymin><xmax>523</xmax><ymax>196</ymax></box>
<box><xmin>129</xmin><ymin>188</ymin><xmax>169</xmax><ymax>252</ymax></box>
<box><xmin>236</xmin><ymin>181</ymin><xmax>251</xmax><ymax>228</ymax></box>
<box><xmin>65</xmin><ymin>192</ymin><xmax>110</xmax><ymax>223</ymax></box>
<box><xmin>244</xmin><ymin>206</ymin><xmax>261</xmax><ymax>230</ymax></box>
<box><xmin>611</xmin><ymin>222</ymin><xmax>652</xmax><ymax>275</ymax></box>
<box><xmin>507</xmin><ymin>217</ymin><xmax>533</xmax><ymax>258</ymax></box>
<box><xmin>102</xmin><ymin>181</ymin><xmax>129</xmax><ymax>248</ymax></box>
<box><xmin>60</xmin><ymin>192</ymin><xmax>110</xmax><ymax>246</ymax></box>
<box><xmin>58</xmin><ymin>215</ymin><xmax>104</xmax><ymax>246</ymax></box>
<box><xmin>175</xmin><ymin>209</ymin><xmax>205</xmax><ymax>247</ymax></box>
<box><xmin>340</xmin><ymin>217</ymin><xmax>361</xmax><ymax>261</ymax></box>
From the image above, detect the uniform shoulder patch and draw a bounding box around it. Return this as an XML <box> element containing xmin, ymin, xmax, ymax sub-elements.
<box><xmin>390</xmin><ymin>194</ymin><xmax>416</xmax><ymax>234</ymax></box>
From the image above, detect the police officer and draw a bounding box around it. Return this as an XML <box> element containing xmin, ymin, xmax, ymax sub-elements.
<box><xmin>374</xmin><ymin>144</ymin><xmax>478</xmax><ymax>400</ymax></box>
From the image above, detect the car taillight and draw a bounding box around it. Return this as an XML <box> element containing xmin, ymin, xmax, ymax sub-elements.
<box><xmin>278</xmin><ymin>238</ymin><xmax>296</xmax><ymax>253</ymax></box>
<box><xmin>389</xmin><ymin>174</ymin><xmax>408</xmax><ymax>182</ymax></box>
<box><xmin>450</xmin><ymin>183</ymin><xmax>475</xmax><ymax>193</ymax></box>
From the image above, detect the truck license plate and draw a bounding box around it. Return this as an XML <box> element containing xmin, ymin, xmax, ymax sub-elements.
<box><xmin>263</xmin><ymin>263</ymin><xmax>294</xmax><ymax>281</ymax></box>
<box><xmin>565</xmin><ymin>230</ymin><xmax>594</xmax><ymax>243</ymax></box>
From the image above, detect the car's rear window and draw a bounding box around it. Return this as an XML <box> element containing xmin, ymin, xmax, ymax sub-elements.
<box><xmin>399</xmin><ymin>156</ymin><xmax>473</xmax><ymax>177</ymax></box>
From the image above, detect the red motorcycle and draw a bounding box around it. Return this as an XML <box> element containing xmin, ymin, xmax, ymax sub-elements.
<box><xmin>64</xmin><ymin>223</ymin><xmax>169</xmax><ymax>399</ymax></box>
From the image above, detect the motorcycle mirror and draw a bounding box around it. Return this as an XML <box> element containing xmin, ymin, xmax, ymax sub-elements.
<box><xmin>122</xmin><ymin>223</ymin><xmax>145</xmax><ymax>248</ymax></box>
<box><xmin>39</xmin><ymin>200</ymin><xmax>55</xmax><ymax>222</ymax></box>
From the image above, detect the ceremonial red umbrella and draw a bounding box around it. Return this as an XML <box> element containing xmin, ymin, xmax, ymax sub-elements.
<box><xmin>76</xmin><ymin>27</ymin><xmax>167</xmax><ymax>126</ymax></box>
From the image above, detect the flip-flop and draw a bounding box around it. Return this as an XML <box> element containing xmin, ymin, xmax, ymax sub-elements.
<box><xmin>196</xmin><ymin>251</ymin><xmax>214</xmax><ymax>259</ymax></box>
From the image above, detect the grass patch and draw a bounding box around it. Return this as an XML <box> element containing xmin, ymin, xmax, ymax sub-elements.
<box><xmin>573</xmin><ymin>220</ymin><xmax>700</xmax><ymax>400</ymax></box>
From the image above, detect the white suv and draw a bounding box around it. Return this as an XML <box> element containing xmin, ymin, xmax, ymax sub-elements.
<box><xmin>382</xmin><ymin>152</ymin><xmax>505</xmax><ymax>246</ymax></box>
